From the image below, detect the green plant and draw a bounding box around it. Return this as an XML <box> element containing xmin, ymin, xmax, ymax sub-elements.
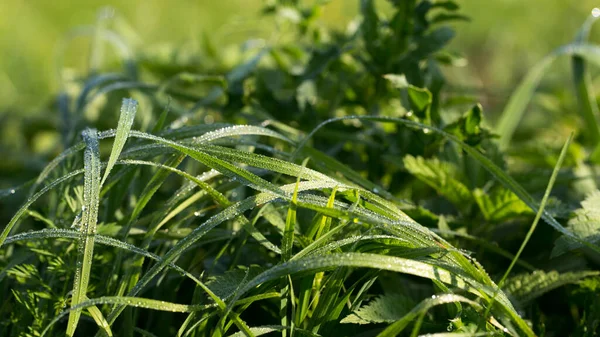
<box><xmin>1</xmin><ymin>1</ymin><xmax>600</xmax><ymax>336</ymax></box>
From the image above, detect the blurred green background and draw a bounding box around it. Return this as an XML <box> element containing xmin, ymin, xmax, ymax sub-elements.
<box><xmin>0</xmin><ymin>0</ymin><xmax>598</xmax><ymax>115</ymax></box>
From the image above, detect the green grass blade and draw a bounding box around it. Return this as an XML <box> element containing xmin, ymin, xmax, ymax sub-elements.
<box><xmin>292</xmin><ymin>115</ymin><xmax>600</xmax><ymax>254</ymax></box>
<box><xmin>67</xmin><ymin>128</ymin><xmax>102</xmax><ymax>336</ymax></box>
<box><xmin>496</xmin><ymin>43</ymin><xmax>600</xmax><ymax>149</ymax></box>
<box><xmin>44</xmin><ymin>296</ymin><xmax>212</xmax><ymax>336</ymax></box>
<box><xmin>572</xmin><ymin>14</ymin><xmax>600</xmax><ymax>145</ymax></box>
<box><xmin>477</xmin><ymin>133</ymin><xmax>573</xmax><ymax>332</ymax></box>
<box><xmin>499</xmin><ymin>133</ymin><xmax>572</xmax><ymax>287</ymax></box>
<box><xmin>0</xmin><ymin>169</ymin><xmax>84</xmax><ymax>246</ymax></box>
<box><xmin>100</xmin><ymin>98</ymin><xmax>137</xmax><ymax>186</ymax></box>
<box><xmin>103</xmin><ymin>181</ymin><xmax>340</xmax><ymax>325</ymax></box>
<box><xmin>376</xmin><ymin>294</ymin><xmax>482</xmax><ymax>337</ymax></box>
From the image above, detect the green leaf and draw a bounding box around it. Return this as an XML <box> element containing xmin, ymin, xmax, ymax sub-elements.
<box><xmin>504</xmin><ymin>270</ymin><xmax>600</xmax><ymax>305</ymax></box>
<box><xmin>341</xmin><ymin>293</ymin><xmax>413</xmax><ymax>324</ymax></box>
<box><xmin>552</xmin><ymin>190</ymin><xmax>600</xmax><ymax>257</ymax></box>
<box><xmin>403</xmin><ymin>155</ymin><xmax>472</xmax><ymax>208</ymax></box>
<box><xmin>473</xmin><ymin>187</ymin><xmax>532</xmax><ymax>222</ymax></box>
<box><xmin>407</xmin><ymin>86</ymin><xmax>432</xmax><ymax>120</ymax></box>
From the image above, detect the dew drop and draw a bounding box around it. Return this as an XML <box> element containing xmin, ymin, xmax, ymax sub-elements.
<box><xmin>431</xmin><ymin>295</ymin><xmax>437</xmax><ymax>299</ymax></box>
<box><xmin>10</xmin><ymin>189</ymin><xmax>15</xmax><ymax>194</ymax></box>
<box><xmin>372</xmin><ymin>187</ymin><xmax>379</xmax><ymax>194</ymax></box>
<box><xmin>593</xmin><ymin>8</ymin><xmax>600</xmax><ymax>17</ymax></box>
<box><xmin>194</xmin><ymin>211</ymin><xmax>203</xmax><ymax>217</ymax></box>
<box><xmin>423</xmin><ymin>129</ymin><xmax>430</xmax><ymax>134</ymax></box>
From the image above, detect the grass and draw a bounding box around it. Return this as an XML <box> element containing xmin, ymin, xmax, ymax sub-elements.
<box><xmin>1</xmin><ymin>1</ymin><xmax>600</xmax><ymax>336</ymax></box>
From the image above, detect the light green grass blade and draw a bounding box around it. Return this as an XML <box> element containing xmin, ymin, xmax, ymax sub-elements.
<box><xmin>67</xmin><ymin>128</ymin><xmax>102</xmax><ymax>336</ymax></box>
<box><xmin>499</xmin><ymin>133</ymin><xmax>572</xmax><ymax>287</ymax></box>
<box><xmin>496</xmin><ymin>43</ymin><xmax>600</xmax><ymax>149</ymax></box>
<box><xmin>480</xmin><ymin>133</ymin><xmax>573</xmax><ymax>334</ymax></box>
<box><xmin>101</xmin><ymin>98</ymin><xmax>137</xmax><ymax>186</ymax></box>
<box><xmin>85</xmin><ymin>296</ymin><xmax>113</xmax><ymax>337</ymax></box>
<box><xmin>102</xmin><ymin>181</ymin><xmax>341</xmax><ymax>325</ymax></box>
<box><xmin>44</xmin><ymin>296</ymin><xmax>213</xmax><ymax>336</ymax></box>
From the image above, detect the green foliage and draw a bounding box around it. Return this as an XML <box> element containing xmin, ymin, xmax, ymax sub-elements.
<box><xmin>1</xmin><ymin>1</ymin><xmax>600</xmax><ymax>337</ymax></box>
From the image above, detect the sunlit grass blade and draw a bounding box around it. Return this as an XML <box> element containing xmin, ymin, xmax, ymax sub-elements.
<box><xmin>44</xmin><ymin>296</ymin><xmax>213</xmax><ymax>337</ymax></box>
<box><xmin>478</xmin><ymin>133</ymin><xmax>573</xmax><ymax>332</ymax></box>
<box><xmin>100</xmin><ymin>98</ymin><xmax>137</xmax><ymax>186</ymax></box>
<box><xmin>67</xmin><ymin>128</ymin><xmax>102</xmax><ymax>336</ymax></box>
<box><xmin>85</xmin><ymin>296</ymin><xmax>114</xmax><ymax>337</ymax></box>
<box><xmin>496</xmin><ymin>42</ymin><xmax>600</xmax><ymax>149</ymax></box>
<box><xmin>102</xmin><ymin>180</ymin><xmax>341</xmax><ymax>326</ymax></box>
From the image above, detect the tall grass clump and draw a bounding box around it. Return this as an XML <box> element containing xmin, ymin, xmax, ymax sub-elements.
<box><xmin>1</xmin><ymin>1</ymin><xmax>600</xmax><ymax>336</ymax></box>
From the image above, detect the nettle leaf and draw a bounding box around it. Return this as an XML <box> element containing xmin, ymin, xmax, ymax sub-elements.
<box><xmin>206</xmin><ymin>266</ymin><xmax>265</xmax><ymax>300</ymax></box>
<box><xmin>403</xmin><ymin>155</ymin><xmax>472</xmax><ymax>208</ymax></box>
<box><xmin>473</xmin><ymin>187</ymin><xmax>532</xmax><ymax>223</ymax></box>
<box><xmin>504</xmin><ymin>270</ymin><xmax>600</xmax><ymax>305</ymax></box>
<box><xmin>552</xmin><ymin>190</ymin><xmax>600</xmax><ymax>257</ymax></box>
<box><xmin>340</xmin><ymin>293</ymin><xmax>414</xmax><ymax>324</ymax></box>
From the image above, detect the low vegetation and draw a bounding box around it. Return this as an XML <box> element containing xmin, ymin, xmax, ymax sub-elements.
<box><xmin>1</xmin><ymin>1</ymin><xmax>600</xmax><ymax>336</ymax></box>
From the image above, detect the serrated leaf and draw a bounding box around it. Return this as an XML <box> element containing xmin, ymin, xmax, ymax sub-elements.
<box><xmin>552</xmin><ymin>190</ymin><xmax>600</xmax><ymax>257</ymax></box>
<box><xmin>206</xmin><ymin>267</ymin><xmax>265</xmax><ymax>300</ymax></box>
<box><xmin>504</xmin><ymin>270</ymin><xmax>600</xmax><ymax>305</ymax></box>
<box><xmin>404</xmin><ymin>155</ymin><xmax>472</xmax><ymax>208</ymax></box>
<box><xmin>473</xmin><ymin>187</ymin><xmax>532</xmax><ymax>222</ymax></box>
<box><xmin>341</xmin><ymin>293</ymin><xmax>413</xmax><ymax>324</ymax></box>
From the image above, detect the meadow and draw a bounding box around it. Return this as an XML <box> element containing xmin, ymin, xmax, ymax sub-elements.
<box><xmin>1</xmin><ymin>1</ymin><xmax>600</xmax><ymax>336</ymax></box>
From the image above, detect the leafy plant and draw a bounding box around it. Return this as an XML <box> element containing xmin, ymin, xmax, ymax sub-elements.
<box><xmin>1</xmin><ymin>1</ymin><xmax>600</xmax><ymax>337</ymax></box>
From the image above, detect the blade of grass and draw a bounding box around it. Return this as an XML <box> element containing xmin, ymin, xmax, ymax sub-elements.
<box><xmin>496</xmin><ymin>42</ymin><xmax>600</xmax><ymax>149</ymax></box>
<box><xmin>101</xmin><ymin>98</ymin><xmax>137</xmax><ymax>186</ymax></box>
<box><xmin>291</xmin><ymin>115</ymin><xmax>600</xmax><ymax>254</ymax></box>
<box><xmin>572</xmin><ymin>12</ymin><xmax>600</xmax><ymax>146</ymax></box>
<box><xmin>67</xmin><ymin>128</ymin><xmax>102</xmax><ymax>336</ymax></box>
<box><xmin>479</xmin><ymin>133</ymin><xmax>573</xmax><ymax>333</ymax></box>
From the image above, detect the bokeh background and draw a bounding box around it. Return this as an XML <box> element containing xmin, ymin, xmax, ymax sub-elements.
<box><xmin>1</xmin><ymin>0</ymin><xmax>598</xmax><ymax>112</ymax></box>
<box><xmin>0</xmin><ymin>0</ymin><xmax>599</xmax><ymax>189</ymax></box>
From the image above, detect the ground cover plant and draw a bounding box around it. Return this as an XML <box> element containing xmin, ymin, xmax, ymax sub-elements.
<box><xmin>1</xmin><ymin>1</ymin><xmax>600</xmax><ymax>336</ymax></box>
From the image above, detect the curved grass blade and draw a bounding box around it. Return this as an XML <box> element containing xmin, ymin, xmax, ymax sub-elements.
<box><xmin>43</xmin><ymin>296</ymin><xmax>212</xmax><ymax>337</ymax></box>
<box><xmin>67</xmin><ymin>129</ymin><xmax>102</xmax><ymax>336</ymax></box>
<box><xmin>102</xmin><ymin>181</ymin><xmax>342</xmax><ymax>326</ymax></box>
<box><xmin>291</xmin><ymin>115</ymin><xmax>600</xmax><ymax>254</ymax></box>
<box><xmin>225</xmin><ymin>252</ymin><xmax>529</xmax><ymax>334</ymax></box>
<box><xmin>100</xmin><ymin>98</ymin><xmax>137</xmax><ymax>186</ymax></box>
<box><xmin>1</xmin><ymin>169</ymin><xmax>84</xmax><ymax>246</ymax></box>
<box><xmin>479</xmin><ymin>133</ymin><xmax>572</xmax><ymax>332</ymax></box>
<box><xmin>496</xmin><ymin>42</ymin><xmax>600</xmax><ymax>149</ymax></box>
<box><xmin>375</xmin><ymin>294</ymin><xmax>482</xmax><ymax>337</ymax></box>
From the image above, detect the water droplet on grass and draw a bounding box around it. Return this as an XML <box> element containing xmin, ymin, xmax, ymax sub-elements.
<box><xmin>10</xmin><ymin>189</ymin><xmax>15</xmax><ymax>194</ymax></box>
<box><xmin>593</xmin><ymin>8</ymin><xmax>600</xmax><ymax>17</ymax></box>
